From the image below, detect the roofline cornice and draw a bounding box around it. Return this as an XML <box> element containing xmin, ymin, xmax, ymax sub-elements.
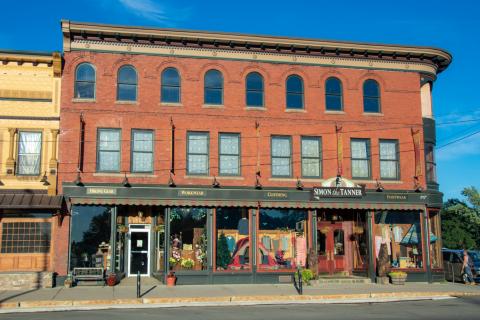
<box><xmin>0</xmin><ymin>51</ymin><xmax>62</xmax><ymax>77</ymax></box>
<box><xmin>61</xmin><ymin>20</ymin><xmax>452</xmax><ymax>74</ymax></box>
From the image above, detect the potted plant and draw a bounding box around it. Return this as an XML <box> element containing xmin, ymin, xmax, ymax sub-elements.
<box><xmin>166</xmin><ymin>271</ymin><xmax>176</xmax><ymax>287</ymax></box>
<box><xmin>301</xmin><ymin>269</ymin><xmax>315</xmax><ymax>286</ymax></box>
<box><xmin>388</xmin><ymin>271</ymin><xmax>408</xmax><ymax>285</ymax></box>
<box><xmin>64</xmin><ymin>273</ymin><xmax>73</xmax><ymax>288</ymax></box>
<box><xmin>180</xmin><ymin>258</ymin><xmax>195</xmax><ymax>269</ymax></box>
<box><xmin>106</xmin><ymin>272</ymin><xmax>117</xmax><ymax>286</ymax></box>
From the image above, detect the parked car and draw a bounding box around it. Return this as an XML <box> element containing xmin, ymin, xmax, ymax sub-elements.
<box><xmin>442</xmin><ymin>249</ymin><xmax>480</xmax><ymax>283</ymax></box>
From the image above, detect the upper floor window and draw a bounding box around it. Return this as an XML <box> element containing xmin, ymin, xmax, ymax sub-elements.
<box><xmin>204</xmin><ymin>70</ymin><xmax>223</xmax><ymax>105</ymax></box>
<box><xmin>286</xmin><ymin>75</ymin><xmax>304</xmax><ymax>109</ymax></box>
<box><xmin>325</xmin><ymin>77</ymin><xmax>343</xmax><ymax>111</ymax></box>
<box><xmin>187</xmin><ymin>132</ymin><xmax>209</xmax><ymax>175</ymax></box>
<box><xmin>117</xmin><ymin>65</ymin><xmax>137</xmax><ymax>102</ymax></box>
<box><xmin>351</xmin><ymin>138</ymin><xmax>371</xmax><ymax>179</ymax></box>
<box><xmin>301</xmin><ymin>136</ymin><xmax>322</xmax><ymax>178</ymax></box>
<box><xmin>74</xmin><ymin>63</ymin><xmax>96</xmax><ymax>99</ymax></box>
<box><xmin>363</xmin><ymin>79</ymin><xmax>380</xmax><ymax>113</ymax></box>
<box><xmin>379</xmin><ymin>140</ymin><xmax>399</xmax><ymax>180</ymax></box>
<box><xmin>271</xmin><ymin>136</ymin><xmax>292</xmax><ymax>177</ymax></box>
<box><xmin>219</xmin><ymin>133</ymin><xmax>240</xmax><ymax>176</ymax></box>
<box><xmin>246</xmin><ymin>72</ymin><xmax>264</xmax><ymax>107</ymax></box>
<box><xmin>131</xmin><ymin>130</ymin><xmax>154</xmax><ymax>173</ymax></box>
<box><xmin>161</xmin><ymin>67</ymin><xmax>180</xmax><ymax>103</ymax></box>
<box><xmin>425</xmin><ymin>143</ymin><xmax>437</xmax><ymax>183</ymax></box>
<box><xmin>97</xmin><ymin>128</ymin><xmax>121</xmax><ymax>172</ymax></box>
<box><xmin>17</xmin><ymin>131</ymin><xmax>42</xmax><ymax>175</ymax></box>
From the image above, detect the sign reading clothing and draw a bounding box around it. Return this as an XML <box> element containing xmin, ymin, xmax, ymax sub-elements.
<box><xmin>312</xmin><ymin>187</ymin><xmax>365</xmax><ymax>199</ymax></box>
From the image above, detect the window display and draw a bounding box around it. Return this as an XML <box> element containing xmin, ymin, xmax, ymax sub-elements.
<box><xmin>215</xmin><ymin>208</ymin><xmax>250</xmax><ymax>271</ymax></box>
<box><xmin>374</xmin><ymin>211</ymin><xmax>423</xmax><ymax>269</ymax></box>
<box><xmin>352</xmin><ymin>213</ymin><xmax>368</xmax><ymax>270</ymax></box>
<box><xmin>169</xmin><ymin>208</ymin><xmax>208</xmax><ymax>271</ymax></box>
<box><xmin>258</xmin><ymin>209</ymin><xmax>307</xmax><ymax>271</ymax></box>
<box><xmin>429</xmin><ymin>211</ymin><xmax>441</xmax><ymax>269</ymax></box>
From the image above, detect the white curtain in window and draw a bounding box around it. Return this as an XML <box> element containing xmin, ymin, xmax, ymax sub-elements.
<box><xmin>188</xmin><ymin>133</ymin><xmax>208</xmax><ymax>174</ymax></box>
<box><xmin>380</xmin><ymin>142</ymin><xmax>397</xmax><ymax>179</ymax></box>
<box><xmin>98</xmin><ymin>130</ymin><xmax>120</xmax><ymax>171</ymax></box>
<box><xmin>351</xmin><ymin>140</ymin><xmax>368</xmax><ymax>178</ymax></box>
<box><xmin>272</xmin><ymin>138</ymin><xmax>290</xmax><ymax>157</ymax></box>
<box><xmin>132</xmin><ymin>131</ymin><xmax>153</xmax><ymax>172</ymax></box>
<box><xmin>272</xmin><ymin>137</ymin><xmax>291</xmax><ymax>176</ymax></box>
<box><xmin>18</xmin><ymin>132</ymin><xmax>42</xmax><ymax>175</ymax></box>
<box><xmin>220</xmin><ymin>135</ymin><xmax>239</xmax><ymax>175</ymax></box>
<box><xmin>302</xmin><ymin>139</ymin><xmax>320</xmax><ymax>177</ymax></box>
<box><xmin>302</xmin><ymin>139</ymin><xmax>319</xmax><ymax>157</ymax></box>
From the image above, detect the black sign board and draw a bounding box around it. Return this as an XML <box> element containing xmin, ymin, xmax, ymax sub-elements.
<box><xmin>312</xmin><ymin>187</ymin><xmax>365</xmax><ymax>199</ymax></box>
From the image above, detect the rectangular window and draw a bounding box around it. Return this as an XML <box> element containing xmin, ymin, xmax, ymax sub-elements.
<box><xmin>1</xmin><ymin>221</ymin><xmax>51</xmax><ymax>253</ymax></box>
<box><xmin>187</xmin><ymin>132</ymin><xmax>209</xmax><ymax>175</ymax></box>
<box><xmin>379</xmin><ymin>140</ymin><xmax>399</xmax><ymax>180</ymax></box>
<box><xmin>97</xmin><ymin>129</ymin><xmax>121</xmax><ymax>172</ymax></box>
<box><xmin>301</xmin><ymin>137</ymin><xmax>322</xmax><ymax>178</ymax></box>
<box><xmin>425</xmin><ymin>143</ymin><xmax>437</xmax><ymax>183</ymax></box>
<box><xmin>351</xmin><ymin>139</ymin><xmax>370</xmax><ymax>179</ymax></box>
<box><xmin>17</xmin><ymin>131</ymin><xmax>42</xmax><ymax>175</ymax></box>
<box><xmin>271</xmin><ymin>136</ymin><xmax>292</xmax><ymax>177</ymax></box>
<box><xmin>131</xmin><ymin>130</ymin><xmax>154</xmax><ymax>173</ymax></box>
<box><xmin>219</xmin><ymin>133</ymin><xmax>240</xmax><ymax>176</ymax></box>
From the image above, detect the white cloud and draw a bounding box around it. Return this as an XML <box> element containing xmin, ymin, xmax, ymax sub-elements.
<box><xmin>118</xmin><ymin>0</ymin><xmax>183</xmax><ymax>26</ymax></box>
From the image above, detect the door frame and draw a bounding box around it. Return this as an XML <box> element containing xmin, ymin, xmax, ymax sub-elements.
<box><xmin>317</xmin><ymin>221</ymin><xmax>352</xmax><ymax>275</ymax></box>
<box><xmin>128</xmin><ymin>224</ymin><xmax>151</xmax><ymax>277</ymax></box>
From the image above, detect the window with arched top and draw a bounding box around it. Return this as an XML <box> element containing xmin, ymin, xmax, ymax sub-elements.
<box><xmin>363</xmin><ymin>79</ymin><xmax>380</xmax><ymax>113</ymax></box>
<box><xmin>246</xmin><ymin>72</ymin><xmax>264</xmax><ymax>107</ymax></box>
<box><xmin>74</xmin><ymin>63</ymin><xmax>96</xmax><ymax>99</ymax></box>
<box><xmin>161</xmin><ymin>67</ymin><xmax>181</xmax><ymax>103</ymax></box>
<box><xmin>286</xmin><ymin>75</ymin><xmax>304</xmax><ymax>109</ymax></box>
<box><xmin>325</xmin><ymin>77</ymin><xmax>343</xmax><ymax>111</ymax></box>
<box><xmin>204</xmin><ymin>69</ymin><xmax>223</xmax><ymax>105</ymax></box>
<box><xmin>117</xmin><ymin>65</ymin><xmax>138</xmax><ymax>102</ymax></box>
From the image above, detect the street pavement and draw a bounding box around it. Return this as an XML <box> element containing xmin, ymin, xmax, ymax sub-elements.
<box><xmin>1</xmin><ymin>296</ymin><xmax>480</xmax><ymax>320</ymax></box>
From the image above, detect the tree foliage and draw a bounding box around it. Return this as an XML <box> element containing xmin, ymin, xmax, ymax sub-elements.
<box><xmin>441</xmin><ymin>187</ymin><xmax>480</xmax><ymax>249</ymax></box>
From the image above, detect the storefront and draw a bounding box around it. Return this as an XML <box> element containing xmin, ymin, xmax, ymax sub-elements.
<box><xmin>63</xmin><ymin>178</ymin><xmax>443</xmax><ymax>284</ymax></box>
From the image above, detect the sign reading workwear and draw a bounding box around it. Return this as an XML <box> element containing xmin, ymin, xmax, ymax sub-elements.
<box><xmin>312</xmin><ymin>187</ymin><xmax>365</xmax><ymax>199</ymax></box>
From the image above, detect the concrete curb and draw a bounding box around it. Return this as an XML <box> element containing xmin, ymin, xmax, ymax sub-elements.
<box><xmin>0</xmin><ymin>291</ymin><xmax>478</xmax><ymax>314</ymax></box>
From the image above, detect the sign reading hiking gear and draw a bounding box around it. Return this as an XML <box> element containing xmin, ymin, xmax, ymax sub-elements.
<box><xmin>312</xmin><ymin>187</ymin><xmax>365</xmax><ymax>199</ymax></box>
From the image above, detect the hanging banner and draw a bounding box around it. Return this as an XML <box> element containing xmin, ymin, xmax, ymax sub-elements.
<box><xmin>411</xmin><ymin>128</ymin><xmax>422</xmax><ymax>177</ymax></box>
<box><xmin>336</xmin><ymin>124</ymin><xmax>343</xmax><ymax>176</ymax></box>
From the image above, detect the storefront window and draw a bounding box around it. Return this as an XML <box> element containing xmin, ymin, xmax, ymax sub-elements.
<box><xmin>258</xmin><ymin>209</ymin><xmax>308</xmax><ymax>271</ymax></box>
<box><xmin>352</xmin><ymin>212</ymin><xmax>368</xmax><ymax>270</ymax></box>
<box><xmin>169</xmin><ymin>208</ymin><xmax>208</xmax><ymax>271</ymax></box>
<box><xmin>155</xmin><ymin>213</ymin><xmax>166</xmax><ymax>272</ymax></box>
<box><xmin>215</xmin><ymin>208</ymin><xmax>250</xmax><ymax>271</ymax></box>
<box><xmin>70</xmin><ymin>206</ymin><xmax>112</xmax><ymax>270</ymax></box>
<box><xmin>374</xmin><ymin>211</ymin><xmax>423</xmax><ymax>269</ymax></box>
<box><xmin>429</xmin><ymin>211</ymin><xmax>441</xmax><ymax>269</ymax></box>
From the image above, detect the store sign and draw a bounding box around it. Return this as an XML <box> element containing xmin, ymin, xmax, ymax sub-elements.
<box><xmin>312</xmin><ymin>187</ymin><xmax>365</xmax><ymax>199</ymax></box>
<box><xmin>385</xmin><ymin>194</ymin><xmax>408</xmax><ymax>201</ymax></box>
<box><xmin>177</xmin><ymin>190</ymin><xmax>206</xmax><ymax>197</ymax></box>
<box><xmin>265</xmin><ymin>192</ymin><xmax>288</xmax><ymax>199</ymax></box>
<box><xmin>86</xmin><ymin>187</ymin><xmax>117</xmax><ymax>195</ymax></box>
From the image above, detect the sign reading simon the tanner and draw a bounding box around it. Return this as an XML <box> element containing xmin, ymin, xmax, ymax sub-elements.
<box><xmin>312</xmin><ymin>176</ymin><xmax>365</xmax><ymax>199</ymax></box>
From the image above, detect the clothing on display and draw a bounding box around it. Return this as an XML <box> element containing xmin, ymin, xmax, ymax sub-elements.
<box><xmin>237</xmin><ymin>218</ymin><xmax>249</xmax><ymax>235</ymax></box>
<box><xmin>295</xmin><ymin>236</ymin><xmax>307</xmax><ymax>267</ymax></box>
<box><xmin>393</xmin><ymin>226</ymin><xmax>403</xmax><ymax>243</ymax></box>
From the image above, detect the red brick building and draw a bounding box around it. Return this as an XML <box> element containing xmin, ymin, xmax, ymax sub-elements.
<box><xmin>57</xmin><ymin>21</ymin><xmax>450</xmax><ymax>284</ymax></box>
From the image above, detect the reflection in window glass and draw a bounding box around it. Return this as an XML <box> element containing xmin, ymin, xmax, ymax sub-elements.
<box><xmin>258</xmin><ymin>209</ymin><xmax>308</xmax><ymax>270</ymax></box>
<box><xmin>363</xmin><ymin>79</ymin><xmax>380</xmax><ymax>113</ymax></box>
<box><xmin>374</xmin><ymin>211</ymin><xmax>423</xmax><ymax>269</ymax></box>
<box><xmin>333</xmin><ymin>230</ymin><xmax>344</xmax><ymax>256</ymax></box>
<box><xmin>246</xmin><ymin>72</ymin><xmax>264</xmax><ymax>107</ymax></box>
<box><xmin>17</xmin><ymin>131</ymin><xmax>42</xmax><ymax>175</ymax></box>
<box><xmin>325</xmin><ymin>77</ymin><xmax>343</xmax><ymax>111</ymax></box>
<box><xmin>169</xmin><ymin>208</ymin><xmax>208</xmax><ymax>271</ymax></box>
<box><xmin>75</xmin><ymin>63</ymin><xmax>96</xmax><ymax>99</ymax></box>
<box><xmin>161</xmin><ymin>68</ymin><xmax>181</xmax><ymax>103</ymax></box>
<box><xmin>353</xmin><ymin>212</ymin><xmax>368</xmax><ymax>270</ymax></box>
<box><xmin>216</xmin><ymin>208</ymin><xmax>250</xmax><ymax>271</ymax></box>
<box><xmin>117</xmin><ymin>65</ymin><xmax>138</xmax><ymax>101</ymax></box>
<box><xmin>204</xmin><ymin>70</ymin><xmax>223</xmax><ymax>105</ymax></box>
<box><xmin>155</xmin><ymin>213</ymin><xmax>166</xmax><ymax>272</ymax></box>
<box><xmin>317</xmin><ymin>231</ymin><xmax>326</xmax><ymax>256</ymax></box>
<box><xmin>429</xmin><ymin>211</ymin><xmax>441</xmax><ymax>269</ymax></box>
<box><xmin>286</xmin><ymin>75</ymin><xmax>304</xmax><ymax>109</ymax></box>
<box><xmin>69</xmin><ymin>206</ymin><xmax>112</xmax><ymax>270</ymax></box>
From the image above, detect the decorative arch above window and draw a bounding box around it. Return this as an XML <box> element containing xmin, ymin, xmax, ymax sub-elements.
<box><xmin>204</xmin><ymin>69</ymin><xmax>223</xmax><ymax>105</ymax></box>
<box><xmin>363</xmin><ymin>79</ymin><xmax>381</xmax><ymax>113</ymax></box>
<box><xmin>161</xmin><ymin>67</ymin><xmax>181</xmax><ymax>103</ymax></box>
<box><xmin>286</xmin><ymin>75</ymin><xmax>304</xmax><ymax>109</ymax></box>
<box><xmin>325</xmin><ymin>77</ymin><xmax>343</xmax><ymax>111</ymax></box>
<box><xmin>246</xmin><ymin>72</ymin><xmax>264</xmax><ymax>107</ymax></box>
<box><xmin>74</xmin><ymin>63</ymin><xmax>96</xmax><ymax>99</ymax></box>
<box><xmin>117</xmin><ymin>65</ymin><xmax>138</xmax><ymax>102</ymax></box>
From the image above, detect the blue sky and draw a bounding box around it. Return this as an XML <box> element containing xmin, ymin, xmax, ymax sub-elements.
<box><xmin>1</xmin><ymin>0</ymin><xmax>478</xmax><ymax>201</ymax></box>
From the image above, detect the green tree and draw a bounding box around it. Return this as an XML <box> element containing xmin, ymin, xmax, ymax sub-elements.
<box><xmin>216</xmin><ymin>233</ymin><xmax>231</xmax><ymax>270</ymax></box>
<box><xmin>441</xmin><ymin>187</ymin><xmax>480</xmax><ymax>249</ymax></box>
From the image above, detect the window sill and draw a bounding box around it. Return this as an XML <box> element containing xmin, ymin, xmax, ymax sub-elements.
<box><xmin>351</xmin><ymin>179</ymin><xmax>403</xmax><ymax>184</ymax></box>
<box><xmin>245</xmin><ymin>106</ymin><xmax>267</xmax><ymax>111</ymax></box>
<box><xmin>285</xmin><ymin>108</ymin><xmax>306</xmax><ymax>113</ymax></box>
<box><xmin>363</xmin><ymin>112</ymin><xmax>384</xmax><ymax>116</ymax></box>
<box><xmin>216</xmin><ymin>176</ymin><xmax>244</xmax><ymax>180</ymax></box>
<box><xmin>72</xmin><ymin>98</ymin><xmax>96</xmax><ymax>103</ymax></box>
<box><xmin>115</xmin><ymin>101</ymin><xmax>138</xmax><ymax>105</ymax></box>
<box><xmin>299</xmin><ymin>178</ymin><xmax>325</xmax><ymax>182</ymax></box>
<box><xmin>159</xmin><ymin>102</ymin><xmax>183</xmax><ymax>107</ymax></box>
<box><xmin>129</xmin><ymin>173</ymin><xmax>157</xmax><ymax>178</ymax></box>
<box><xmin>325</xmin><ymin>110</ymin><xmax>345</xmax><ymax>115</ymax></box>
<box><xmin>93</xmin><ymin>172</ymin><xmax>123</xmax><ymax>177</ymax></box>
<box><xmin>268</xmin><ymin>177</ymin><xmax>296</xmax><ymax>182</ymax></box>
<box><xmin>202</xmin><ymin>104</ymin><xmax>224</xmax><ymax>108</ymax></box>
<box><xmin>184</xmin><ymin>175</ymin><xmax>213</xmax><ymax>179</ymax></box>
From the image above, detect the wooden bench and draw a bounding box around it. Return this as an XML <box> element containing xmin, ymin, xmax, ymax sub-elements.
<box><xmin>73</xmin><ymin>267</ymin><xmax>105</xmax><ymax>286</ymax></box>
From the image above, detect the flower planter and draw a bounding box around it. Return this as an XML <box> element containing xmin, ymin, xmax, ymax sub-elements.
<box><xmin>106</xmin><ymin>273</ymin><xmax>117</xmax><ymax>286</ymax></box>
<box><xmin>390</xmin><ymin>275</ymin><xmax>407</xmax><ymax>285</ymax></box>
<box><xmin>166</xmin><ymin>276</ymin><xmax>176</xmax><ymax>287</ymax></box>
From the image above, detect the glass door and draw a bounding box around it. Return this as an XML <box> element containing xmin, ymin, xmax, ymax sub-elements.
<box><xmin>128</xmin><ymin>225</ymin><xmax>150</xmax><ymax>276</ymax></box>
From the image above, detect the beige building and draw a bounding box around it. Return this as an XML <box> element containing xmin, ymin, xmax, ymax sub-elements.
<box><xmin>0</xmin><ymin>50</ymin><xmax>63</xmax><ymax>287</ymax></box>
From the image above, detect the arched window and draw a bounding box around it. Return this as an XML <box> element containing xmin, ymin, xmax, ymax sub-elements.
<box><xmin>246</xmin><ymin>72</ymin><xmax>264</xmax><ymax>107</ymax></box>
<box><xmin>161</xmin><ymin>67</ymin><xmax>180</xmax><ymax>103</ymax></box>
<box><xmin>363</xmin><ymin>79</ymin><xmax>380</xmax><ymax>113</ymax></box>
<box><xmin>325</xmin><ymin>77</ymin><xmax>343</xmax><ymax>111</ymax></box>
<box><xmin>286</xmin><ymin>75</ymin><xmax>304</xmax><ymax>109</ymax></box>
<box><xmin>204</xmin><ymin>69</ymin><xmax>223</xmax><ymax>105</ymax></box>
<box><xmin>117</xmin><ymin>65</ymin><xmax>138</xmax><ymax>102</ymax></box>
<box><xmin>74</xmin><ymin>63</ymin><xmax>96</xmax><ymax>99</ymax></box>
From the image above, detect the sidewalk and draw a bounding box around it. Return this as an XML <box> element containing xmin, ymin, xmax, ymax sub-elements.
<box><xmin>1</xmin><ymin>282</ymin><xmax>479</xmax><ymax>313</ymax></box>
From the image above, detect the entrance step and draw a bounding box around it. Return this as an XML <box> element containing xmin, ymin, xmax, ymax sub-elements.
<box><xmin>311</xmin><ymin>277</ymin><xmax>372</xmax><ymax>285</ymax></box>
<box><xmin>117</xmin><ymin>276</ymin><xmax>163</xmax><ymax>286</ymax></box>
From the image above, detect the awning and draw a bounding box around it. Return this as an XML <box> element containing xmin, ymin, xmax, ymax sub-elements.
<box><xmin>69</xmin><ymin>197</ymin><xmax>424</xmax><ymax>211</ymax></box>
<box><xmin>0</xmin><ymin>194</ymin><xmax>63</xmax><ymax>209</ymax></box>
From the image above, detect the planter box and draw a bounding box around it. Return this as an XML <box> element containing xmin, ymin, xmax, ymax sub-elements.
<box><xmin>390</xmin><ymin>276</ymin><xmax>407</xmax><ymax>285</ymax></box>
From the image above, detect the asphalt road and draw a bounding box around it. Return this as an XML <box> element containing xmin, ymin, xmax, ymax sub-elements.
<box><xmin>3</xmin><ymin>297</ymin><xmax>480</xmax><ymax>320</ymax></box>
